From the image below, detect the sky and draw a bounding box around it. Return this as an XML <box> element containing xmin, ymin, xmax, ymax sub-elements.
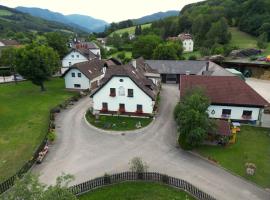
<box><xmin>0</xmin><ymin>0</ymin><xmax>203</xmax><ymax>23</ymax></box>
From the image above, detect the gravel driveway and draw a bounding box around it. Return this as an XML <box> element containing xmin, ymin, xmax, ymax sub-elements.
<box><xmin>33</xmin><ymin>84</ymin><xmax>270</xmax><ymax>200</ymax></box>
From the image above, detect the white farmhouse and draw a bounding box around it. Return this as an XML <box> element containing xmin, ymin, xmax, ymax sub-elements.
<box><xmin>90</xmin><ymin>63</ymin><xmax>160</xmax><ymax>116</ymax></box>
<box><xmin>61</xmin><ymin>42</ymin><xmax>101</xmax><ymax>74</ymax></box>
<box><xmin>180</xmin><ymin>75</ymin><xmax>268</xmax><ymax>124</ymax></box>
<box><xmin>178</xmin><ymin>33</ymin><xmax>194</xmax><ymax>52</ymax></box>
<box><xmin>62</xmin><ymin>59</ymin><xmax>119</xmax><ymax>90</ymax></box>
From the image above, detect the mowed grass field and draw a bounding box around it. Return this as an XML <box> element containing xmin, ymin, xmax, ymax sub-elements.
<box><xmin>0</xmin><ymin>79</ymin><xmax>74</xmax><ymax>181</ymax></box>
<box><xmin>110</xmin><ymin>23</ymin><xmax>151</xmax><ymax>36</ymax></box>
<box><xmin>196</xmin><ymin>126</ymin><xmax>270</xmax><ymax>188</ymax></box>
<box><xmin>78</xmin><ymin>182</ymin><xmax>195</xmax><ymax>200</ymax></box>
<box><xmin>0</xmin><ymin>9</ymin><xmax>13</xmax><ymax>16</ymax></box>
<box><xmin>229</xmin><ymin>27</ymin><xmax>270</xmax><ymax>55</ymax></box>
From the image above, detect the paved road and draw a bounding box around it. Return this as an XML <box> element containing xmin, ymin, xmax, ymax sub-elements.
<box><xmin>33</xmin><ymin>84</ymin><xmax>270</xmax><ymax>200</ymax></box>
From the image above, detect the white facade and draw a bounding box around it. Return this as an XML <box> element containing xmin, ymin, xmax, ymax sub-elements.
<box><xmin>61</xmin><ymin>51</ymin><xmax>88</xmax><ymax>74</ymax></box>
<box><xmin>64</xmin><ymin>69</ymin><xmax>90</xmax><ymax>90</ymax></box>
<box><xmin>182</xmin><ymin>39</ymin><xmax>194</xmax><ymax>52</ymax></box>
<box><xmin>208</xmin><ymin>105</ymin><xmax>261</xmax><ymax>122</ymax></box>
<box><xmin>64</xmin><ymin>68</ymin><xmax>104</xmax><ymax>90</ymax></box>
<box><xmin>0</xmin><ymin>42</ymin><xmax>5</xmax><ymax>47</ymax></box>
<box><xmin>92</xmin><ymin>76</ymin><xmax>155</xmax><ymax>114</ymax></box>
<box><xmin>90</xmin><ymin>49</ymin><xmax>101</xmax><ymax>57</ymax></box>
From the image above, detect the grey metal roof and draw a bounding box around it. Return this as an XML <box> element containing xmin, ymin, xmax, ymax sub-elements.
<box><xmin>145</xmin><ymin>60</ymin><xmax>207</xmax><ymax>75</ymax></box>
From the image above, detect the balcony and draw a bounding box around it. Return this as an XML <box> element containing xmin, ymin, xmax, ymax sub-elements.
<box><xmin>136</xmin><ymin>110</ymin><xmax>143</xmax><ymax>114</ymax></box>
<box><xmin>119</xmin><ymin>108</ymin><xmax>125</xmax><ymax>113</ymax></box>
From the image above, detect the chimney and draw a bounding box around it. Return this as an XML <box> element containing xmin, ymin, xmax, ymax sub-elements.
<box><xmin>132</xmin><ymin>59</ymin><xmax>137</xmax><ymax>69</ymax></box>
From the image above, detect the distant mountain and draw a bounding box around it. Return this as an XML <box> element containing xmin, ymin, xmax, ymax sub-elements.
<box><xmin>16</xmin><ymin>7</ymin><xmax>108</xmax><ymax>33</ymax></box>
<box><xmin>134</xmin><ymin>10</ymin><xmax>179</xmax><ymax>24</ymax></box>
<box><xmin>0</xmin><ymin>5</ymin><xmax>81</xmax><ymax>35</ymax></box>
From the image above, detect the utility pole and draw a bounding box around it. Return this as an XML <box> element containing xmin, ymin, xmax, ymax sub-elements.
<box><xmin>9</xmin><ymin>51</ymin><xmax>17</xmax><ymax>84</ymax></box>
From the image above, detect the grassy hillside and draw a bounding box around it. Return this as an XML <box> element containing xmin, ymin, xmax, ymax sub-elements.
<box><xmin>0</xmin><ymin>5</ymin><xmax>82</xmax><ymax>36</ymax></box>
<box><xmin>110</xmin><ymin>23</ymin><xmax>151</xmax><ymax>36</ymax></box>
<box><xmin>229</xmin><ymin>27</ymin><xmax>270</xmax><ymax>55</ymax></box>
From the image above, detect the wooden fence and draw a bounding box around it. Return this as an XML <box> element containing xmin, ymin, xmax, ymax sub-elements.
<box><xmin>69</xmin><ymin>172</ymin><xmax>216</xmax><ymax>200</ymax></box>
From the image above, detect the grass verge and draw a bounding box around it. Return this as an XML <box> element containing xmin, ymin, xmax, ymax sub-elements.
<box><xmin>78</xmin><ymin>181</ymin><xmax>195</xmax><ymax>200</ymax></box>
<box><xmin>196</xmin><ymin>125</ymin><xmax>270</xmax><ymax>188</ymax></box>
<box><xmin>85</xmin><ymin>111</ymin><xmax>152</xmax><ymax>131</ymax></box>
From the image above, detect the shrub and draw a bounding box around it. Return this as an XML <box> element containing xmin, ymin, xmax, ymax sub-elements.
<box><xmin>47</xmin><ymin>131</ymin><xmax>56</xmax><ymax>142</ymax></box>
<box><xmin>49</xmin><ymin>121</ymin><xmax>55</xmax><ymax>129</ymax></box>
<box><xmin>188</xmin><ymin>55</ymin><xmax>197</xmax><ymax>60</ymax></box>
<box><xmin>51</xmin><ymin>107</ymin><xmax>61</xmax><ymax>113</ymax></box>
<box><xmin>162</xmin><ymin>174</ymin><xmax>169</xmax><ymax>184</ymax></box>
<box><xmin>129</xmin><ymin>157</ymin><xmax>148</xmax><ymax>174</ymax></box>
<box><xmin>104</xmin><ymin>173</ymin><xmax>111</xmax><ymax>184</ymax></box>
<box><xmin>50</xmin><ymin>113</ymin><xmax>55</xmax><ymax>121</ymax></box>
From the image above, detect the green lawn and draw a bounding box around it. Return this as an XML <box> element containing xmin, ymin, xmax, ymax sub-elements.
<box><xmin>182</xmin><ymin>51</ymin><xmax>202</xmax><ymax>60</ymax></box>
<box><xmin>229</xmin><ymin>27</ymin><xmax>258</xmax><ymax>49</ymax></box>
<box><xmin>110</xmin><ymin>23</ymin><xmax>151</xmax><ymax>36</ymax></box>
<box><xmin>196</xmin><ymin>126</ymin><xmax>270</xmax><ymax>188</ymax></box>
<box><xmin>86</xmin><ymin>111</ymin><xmax>152</xmax><ymax>131</ymax></box>
<box><xmin>110</xmin><ymin>51</ymin><xmax>132</xmax><ymax>59</ymax></box>
<box><xmin>0</xmin><ymin>79</ymin><xmax>74</xmax><ymax>181</ymax></box>
<box><xmin>78</xmin><ymin>182</ymin><xmax>195</xmax><ymax>200</ymax></box>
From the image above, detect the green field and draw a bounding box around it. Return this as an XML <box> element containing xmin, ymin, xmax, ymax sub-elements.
<box><xmin>110</xmin><ymin>51</ymin><xmax>132</xmax><ymax>59</ymax></box>
<box><xmin>229</xmin><ymin>27</ymin><xmax>258</xmax><ymax>49</ymax></box>
<box><xmin>110</xmin><ymin>23</ymin><xmax>151</xmax><ymax>36</ymax></box>
<box><xmin>196</xmin><ymin>126</ymin><xmax>270</xmax><ymax>188</ymax></box>
<box><xmin>78</xmin><ymin>182</ymin><xmax>195</xmax><ymax>200</ymax></box>
<box><xmin>0</xmin><ymin>79</ymin><xmax>74</xmax><ymax>181</ymax></box>
<box><xmin>0</xmin><ymin>9</ymin><xmax>12</xmax><ymax>16</ymax></box>
<box><xmin>86</xmin><ymin>111</ymin><xmax>152</xmax><ymax>131</ymax></box>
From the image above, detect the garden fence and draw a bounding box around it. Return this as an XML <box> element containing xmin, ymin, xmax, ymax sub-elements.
<box><xmin>69</xmin><ymin>171</ymin><xmax>216</xmax><ymax>200</ymax></box>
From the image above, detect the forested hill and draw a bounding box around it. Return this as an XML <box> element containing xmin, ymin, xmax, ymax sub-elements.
<box><xmin>178</xmin><ymin>0</ymin><xmax>270</xmax><ymax>39</ymax></box>
<box><xmin>0</xmin><ymin>5</ymin><xmax>84</xmax><ymax>36</ymax></box>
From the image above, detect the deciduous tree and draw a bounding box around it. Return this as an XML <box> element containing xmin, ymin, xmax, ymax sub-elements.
<box><xmin>15</xmin><ymin>44</ymin><xmax>60</xmax><ymax>91</ymax></box>
<box><xmin>174</xmin><ymin>88</ymin><xmax>213</xmax><ymax>150</ymax></box>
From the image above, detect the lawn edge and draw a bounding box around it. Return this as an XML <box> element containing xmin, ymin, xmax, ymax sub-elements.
<box><xmin>83</xmin><ymin>111</ymin><xmax>156</xmax><ymax>135</ymax></box>
<box><xmin>189</xmin><ymin>150</ymin><xmax>270</xmax><ymax>193</ymax></box>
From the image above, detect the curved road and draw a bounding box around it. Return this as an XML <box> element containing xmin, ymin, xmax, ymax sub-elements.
<box><xmin>33</xmin><ymin>85</ymin><xmax>270</xmax><ymax>200</ymax></box>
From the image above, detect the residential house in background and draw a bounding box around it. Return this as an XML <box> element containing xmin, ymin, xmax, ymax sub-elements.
<box><xmin>62</xmin><ymin>59</ymin><xmax>120</xmax><ymax>90</ymax></box>
<box><xmin>168</xmin><ymin>33</ymin><xmax>194</xmax><ymax>52</ymax></box>
<box><xmin>0</xmin><ymin>39</ymin><xmax>20</xmax><ymax>47</ymax></box>
<box><xmin>180</xmin><ymin>75</ymin><xmax>268</xmax><ymax>124</ymax></box>
<box><xmin>90</xmin><ymin>63</ymin><xmax>160</xmax><ymax>116</ymax></box>
<box><xmin>61</xmin><ymin>42</ymin><xmax>101</xmax><ymax>74</ymax></box>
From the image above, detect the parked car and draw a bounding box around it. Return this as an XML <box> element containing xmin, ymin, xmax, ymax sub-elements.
<box><xmin>12</xmin><ymin>74</ymin><xmax>24</xmax><ymax>81</ymax></box>
<box><xmin>264</xmin><ymin>107</ymin><xmax>270</xmax><ymax>114</ymax></box>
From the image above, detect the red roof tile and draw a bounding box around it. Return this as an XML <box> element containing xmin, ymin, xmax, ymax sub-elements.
<box><xmin>180</xmin><ymin>75</ymin><xmax>268</xmax><ymax>107</ymax></box>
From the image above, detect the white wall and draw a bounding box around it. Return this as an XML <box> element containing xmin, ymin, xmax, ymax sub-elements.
<box><xmin>0</xmin><ymin>42</ymin><xmax>5</xmax><ymax>47</ymax></box>
<box><xmin>64</xmin><ymin>69</ymin><xmax>90</xmax><ymax>90</ymax></box>
<box><xmin>182</xmin><ymin>39</ymin><xmax>194</xmax><ymax>52</ymax></box>
<box><xmin>92</xmin><ymin>76</ymin><xmax>155</xmax><ymax>114</ymax></box>
<box><xmin>90</xmin><ymin>49</ymin><xmax>101</xmax><ymax>57</ymax></box>
<box><xmin>208</xmin><ymin>105</ymin><xmax>261</xmax><ymax>121</ymax></box>
<box><xmin>61</xmin><ymin>51</ymin><xmax>88</xmax><ymax>74</ymax></box>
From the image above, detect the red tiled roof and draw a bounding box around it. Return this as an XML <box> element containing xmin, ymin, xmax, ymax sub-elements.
<box><xmin>180</xmin><ymin>75</ymin><xmax>268</xmax><ymax>107</ymax></box>
<box><xmin>0</xmin><ymin>39</ymin><xmax>20</xmax><ymax>46</ymax></box>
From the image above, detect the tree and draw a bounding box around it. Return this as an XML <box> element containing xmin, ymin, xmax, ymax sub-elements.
<box><xmin>129</xmin><ymin>157</ymin><xmax>148</xmax><ymax>173</ymax></box>
<box><xmin>107</xmin><ymin>33</ymin><xmax>122</xmax><ymax>49</ymax></box>
<box><xmin>2</xmin><ymin>173</ymin><xmax>76</xmax><ymax>200</ymax></box>
<box><xmin>153</xmin><ymin>42</ymin><xmax>182</xmax><ymax>60</ymax></box>
<box><xmin>15</xmin><ymin>44</ymin><xmax>60</xmax><ymax>91</ymax></box>
<box><xmin>174</xmin><ymin>88</ymin><xmax>213</xmax><ymax>150</ymax></box>
<box><xmin>257</xmin><ymin>32</ymin><xmax>268</xmax><ymax>49</ymax></box>
<box><xmin>135</xmin><ymin>25</ymin><xmax>142</xmax><ymax>36</ymax></box>
<box><xmin>132</xmin><ymin>34</ymin><xmax>162</xmax><ymax>59</ymax></box>
<box><xmin>45</xmin><ymin>32</ymin><xmax>69</xmax><ymax>59</ymax></box>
